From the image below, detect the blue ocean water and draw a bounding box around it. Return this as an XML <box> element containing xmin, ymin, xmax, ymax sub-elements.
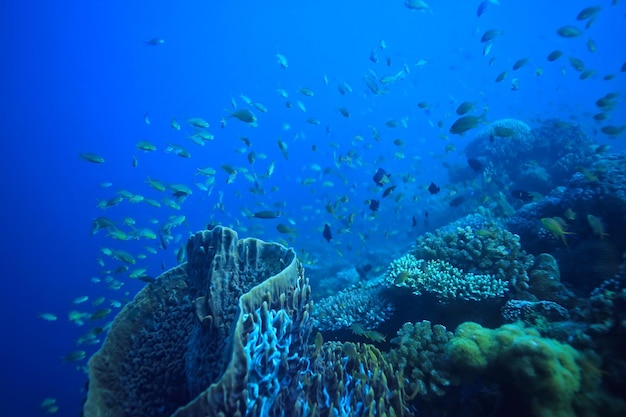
<box><xmin>1</xmin><ymin>0</ymin><xmax>625</xmax><ymax>415</ymax></box>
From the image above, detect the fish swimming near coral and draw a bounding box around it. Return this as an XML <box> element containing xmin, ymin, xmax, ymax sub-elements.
<box><xmin>428</xmin><ymin>182</ymin><xmax>440</xmax><ymax>194</ymax></box>
<box><xmin>541</xmin><ymin>217</ymin><xmax>575</xmax><ymax>245</ymax></box>
<box><xmin>587</xmin><ymin>214</ymin><xmax>609</xmax><ymax>240</ymax></box>
<box><xmin>449</xmin><ymin>109</ymin><xmax>487</xmax><ymax>135</ymax></box>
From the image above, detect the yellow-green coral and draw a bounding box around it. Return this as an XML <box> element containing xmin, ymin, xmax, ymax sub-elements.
<box><xmin>446</xmin><ymin>322</ymin><xmax>609</xmax><ymax>417</ymax></box>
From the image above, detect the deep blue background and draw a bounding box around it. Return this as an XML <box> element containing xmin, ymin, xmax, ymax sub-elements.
<box><xmin>1</xmin><ymin>0</ymin><xmax>624</xmax><ymax>414</ymax></box>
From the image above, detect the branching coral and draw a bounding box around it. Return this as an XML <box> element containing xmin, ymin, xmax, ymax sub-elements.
<box><xmin>386</xmin><ymin>255</ymin><xmax>508</xmax><ymax>301</ymax></box>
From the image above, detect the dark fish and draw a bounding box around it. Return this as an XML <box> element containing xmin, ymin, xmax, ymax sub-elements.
<box><xmin>449</xmin><ymin>196</ymin><xmax>465</xmax><ymax>207</ymax></box>
<box><xmin>476</xmin><ymin>0</ymin><xmax>489</xmax><ymax>17</ymax></box>
<box><xmin>512</xmin><ymin>57</ymin><xmax>530</xmax><ymax>70</ymax></box>
<box><xmin>511</xmin><ymin>189</ymin><xmax>534</xmax><ymax>202</ymax></box>
<box><xmin>480</xmin><ymin>29</ymin><xmax>502</xmax><ymax>43</ymax></box>
<box><xmin>412</xmin><ymin>216</ymin><xmax>417</xmax><ymax>227</ymax></box>
<box><xmin>382</xmin><ymin>185</ymin><xmax>396</xmax><ymax>198</ymax></box>
<box><xmin>356</xmin><ymin>264</ymin><xmax>373</xmax><ymax>280</ymax></box>
<box><xmin>323</xmin><ymin>224</ymin><xmax>332</xmax><ymax>242</ymax></box>
<box><xmin>449</xmin><ymin>111</ymin><xmax>486</xmax><ymax>135</ymax></box>
<box><xmin>456</xmin><ymin>101</ymin><xmax>475</xmax><ymax>115</ymax></box>
<box><xmin>369</xmin><ymin>199</ymin><xmax>380</xmax><ymax>211</ymax></box>
<box><xmin>158</xmin><ymin>232</ymin><xmax>168</xmax><ymax>250</ymax></box>
<box><xmin>547</xmin><ymin>50</ymin><xmax>563</xmax><ymax>62</ymax></box>
<box><xmin>425</xmin><ymin>210</ymin><xmax>429</xmax><ymax>218</ymax></box>
<box><xmin>428</xmin><ymin>182</ymin><xmax>440</xmax><ymax>194</ymax></box>
<box><xmin>556</xmin><ymin>25</ymin><xmax>582</xmax><ymax>38</ymax></box>
<box><xmin>369</xmin><ymin>49</ymin><xmax>379</xmax><ymax>63</ymax></box>
<box><xmin>253</xmin><ymin>210</ymin><xmax>280</xmax><ymax>219</ymax></box>
<box><xmin>372</xmin><ymin>168</ymin><xmax>391</xmax><ymax>186</ymax></box>
<box><xmin>467</xmin><ymin>158</ymin><xmax>483</xmax><ymax>172</ymax></box>
<box><xmin>576</xmin><ymin>6</ymin><xmax>602</xmax><ymax>21</ymax></box>
<box><xmin>138</xmin><ymin>276</ymin><xmax>157</xmax><ymax>283</ymax></box>
<box><xmin>172</xmin><ymin>190</ymin><xmax>190</xmax><ymax>198</ymax></box>
<box><xmin>144</xmin><ymin>38</ymin><xmax>165</xmax><ymax>46</ymax></box>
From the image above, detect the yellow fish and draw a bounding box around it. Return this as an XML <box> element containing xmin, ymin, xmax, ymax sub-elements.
<box><xmin>587</xmin><ymin>214</ymin><xmax>609</xmax><ymax>239</ymax></box>
<box><xmin>541</xmin><ymin>217</ymin><xmax>575</xmax><ymax>245</ymax></box>
<box><xmin>564</xmin><ymin>208</ymin><xmax>576</xmax><ymax>221</ymax></box>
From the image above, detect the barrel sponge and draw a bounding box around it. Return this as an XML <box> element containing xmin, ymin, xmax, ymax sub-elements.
<box><xmin>84</xmin><ymin>226</ymin><xmax>313</xmax><ymax>417</ymax></box>
<box><xmin>83</xmin><ymin>265</ymin><xmax>192</xmax><ymax>417</ymax></box>
<box><xmin>447</xmin><ymin>322</ymin><xmax>587</xmax><ymax>417</ymax></box>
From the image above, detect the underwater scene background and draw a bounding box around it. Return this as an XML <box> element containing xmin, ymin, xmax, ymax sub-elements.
<box><xmin>2</xmin><ymin>0</ymin><xmax>626</xmax><ymax>415</ymax></box>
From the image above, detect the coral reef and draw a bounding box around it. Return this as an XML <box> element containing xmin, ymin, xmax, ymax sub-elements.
<box><xmin>464</xmin><ymin>118</ymin><xmax>596</xmax><ymax>194</ymax></box>
<box><xmin>507</xmin><ymin>154</ymin><xmax>626</xmax><ymax>291</ymax></box>
<box><xmin>411</xmin><ymin>218</ymin><xmax>534</xmax><ymax>296</ymax></box>
<box><xmin>385</xmin><ymin>321</ymin><xmax>453</xmax><ymax>399</ymax></box>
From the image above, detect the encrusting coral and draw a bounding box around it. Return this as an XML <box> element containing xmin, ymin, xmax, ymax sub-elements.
<box><xmin>447</xmin><ymin>321</ymin><xmax>625</xmax><ymax>417</ymax></box>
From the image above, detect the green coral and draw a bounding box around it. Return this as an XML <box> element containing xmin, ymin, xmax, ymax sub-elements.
<box><xmin>413</xmin><ymin>222</ymin><xmax>534</xmax><ymax>295</ymax></box>
<box><xmin>386</xmin><ymin>255</ymin><xmax>508</xmax><ymax>301</ymax></box>
<box><xmin>447</xmin><ymin>322</ymin><xmax>623</xmax><ymax>417</ymax></box>
<box><xmin>385</xmin><ymin>321</ymin><xmax>453</xmax><ymax>399</ymax></box>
